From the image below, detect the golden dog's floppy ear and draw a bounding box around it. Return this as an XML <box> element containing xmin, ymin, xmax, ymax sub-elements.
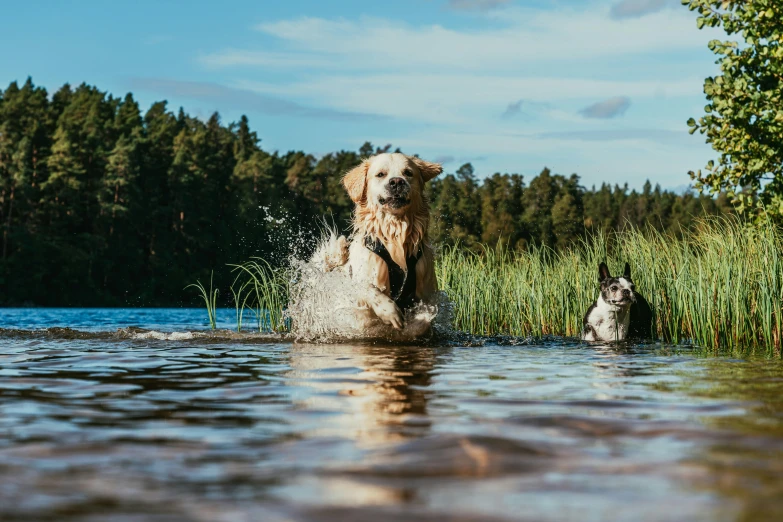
<box><xmin>343</xmin><ymin>160</ymin><xmax>369</xmax><ymax>203</ymax></box>
<box><xmin>410</xmin><ymin>157</ymin><xmax>443</xmax><ymax>182</ymax></box>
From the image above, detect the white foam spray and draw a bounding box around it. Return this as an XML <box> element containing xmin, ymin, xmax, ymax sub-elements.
<box><xmin>284</xmin><ymin>230</ymin><xmax>449</xmax><ymax>343</ymax></box>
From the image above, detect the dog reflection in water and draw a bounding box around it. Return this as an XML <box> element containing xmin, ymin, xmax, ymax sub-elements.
<box><xmin>281</xmin><ymin>343</ymin><xmax>436</xmax><ymax>504</ymax></box>
<box><xmin>286</xmin><ymin>343</ymin><xmax>435</xmax><ymax>442</ymax></box>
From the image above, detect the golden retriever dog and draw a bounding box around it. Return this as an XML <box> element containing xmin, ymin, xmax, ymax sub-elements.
<box><xmin>316</xmin><ymin>153</ymin><xmax>442</xmax><ymax>336</ymax></box>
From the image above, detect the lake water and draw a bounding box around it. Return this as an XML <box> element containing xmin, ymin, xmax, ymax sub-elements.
<box><xmin>1</xmin><ymin>308</ymin><xmax>782</xmax><ymax>521</ymax></box>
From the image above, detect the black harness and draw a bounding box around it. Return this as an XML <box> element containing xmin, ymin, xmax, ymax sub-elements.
<box><xmin>365</xmin><ymin>236</ymin><xmax>422</xmax><ymax>311</ymax></box>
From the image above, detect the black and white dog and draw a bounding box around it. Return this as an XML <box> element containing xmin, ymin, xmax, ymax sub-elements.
<box><xmin>582</xmin><ymin>262</ymin><xmax>653</xmax><ymax>342</ymax></box>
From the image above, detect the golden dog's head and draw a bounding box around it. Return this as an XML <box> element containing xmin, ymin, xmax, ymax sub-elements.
<box><xmin>343</xmin><ymin>153</ymin><xmax>442</xmax><ymax>217</ymax></box>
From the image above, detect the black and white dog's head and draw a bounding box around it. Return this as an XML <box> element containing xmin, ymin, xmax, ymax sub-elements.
<box><xmin>583</xmin><ymin>261</ymin><xmax>654</xmax><ymax>342</ymax></box>
<box><xmin>598</xmin><ymin>261</ymin><xmax>636</xmax><ymax>309</ymax></box>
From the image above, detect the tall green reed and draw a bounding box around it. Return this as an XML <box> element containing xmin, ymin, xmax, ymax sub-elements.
<box><xmin>229</xmin><ymin>258</ymin><xmax>289</xmax><ymax>333</ymax></box>
<box><xmin>187</xmin><ymin>262</ymin><xmax>289</xmax><ymax>333</ymax></box>
<box><xmin>229</xmin><ymin>273</ymin><xmax>254</xmax><ymax>333</ymax></box>
<box><xmin>185</xmin><ymin>271</ymin><xmax>219</xmax><ymax>330</ymax></box>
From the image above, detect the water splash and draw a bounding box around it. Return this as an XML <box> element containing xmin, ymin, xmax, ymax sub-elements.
<box><xmin>285</xmin><ymin>231</ymin><xmax>451</xmax><ymax>343</ymax></box>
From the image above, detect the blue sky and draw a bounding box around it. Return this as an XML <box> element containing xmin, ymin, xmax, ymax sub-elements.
<box><xmin>0</xmin><ymin>0</ymin><xmax>723</xmax><ymax>190</ymax></box>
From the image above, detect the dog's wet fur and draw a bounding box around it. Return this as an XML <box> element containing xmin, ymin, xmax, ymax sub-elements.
<box><xmin>582</xmin><ymin>262</ymin><xmax>653</xmax><ymax>342</ymax></box>
<box><xmin>310</xmin><ymin>153</ymin><xmax>441</xmax><ymax>338</ymax></box>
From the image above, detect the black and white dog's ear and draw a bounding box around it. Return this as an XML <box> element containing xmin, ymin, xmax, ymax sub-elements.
<box><xmin>598</xmin><ymin>262</ymin><xmax>611</xmax><ymax>282</ymax></box>
<box><xmin>623</xmin><ymin>262</ymin><xmax>631</xmax><ymax>280</ymax></box>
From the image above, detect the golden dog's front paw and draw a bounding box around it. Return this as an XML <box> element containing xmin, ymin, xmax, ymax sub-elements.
<box><xmin>374</xmin><ymin>299</ymin><xmax>404</xmax><ymax>330</ymax></box>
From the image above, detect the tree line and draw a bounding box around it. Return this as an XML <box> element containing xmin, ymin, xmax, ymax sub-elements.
<box><xmin>428</xmin><ymin>163</ymin><xmax>731</xmax><ymax>251</ymax></box>
<box><xmin>0</xmin><ymin>79</ymin><xmax>731</xmax><ymax>306</ymax></box>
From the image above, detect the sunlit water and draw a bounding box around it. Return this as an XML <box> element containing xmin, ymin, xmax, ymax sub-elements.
<box><xmin>1</xmin><ymin>309</ymin><xmax>783</xmax><ymax>521</ymax></box>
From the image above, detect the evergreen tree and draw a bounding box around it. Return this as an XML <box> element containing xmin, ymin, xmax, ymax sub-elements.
<box><xmin>551</xmin><ymin>174</ymin><xmax>585</xmax><ymax>250</ymax></box>
<box><xmin>95</xmin><ymin>94</ymin><xmax>144</xmax><ymax>299</ymax></box>
<box><xmin>480</xmin><ymin>173</ymin><xmax>525</xmax><ymax>248</ymax></box>
<box><xmin>521</xmin><ymin>168</ymin><xmax>558</xmax><ymax>248</ymax></box>
<box><xmin>429</xmin><ymin>163</ymin><xmax>482</xmax><ymax>248</ymax></box>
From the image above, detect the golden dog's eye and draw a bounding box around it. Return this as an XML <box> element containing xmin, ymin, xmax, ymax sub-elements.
<box><xmin>403</xmin><ymin>169</ymin><xmax>413</xmax><ymax>177</ymax></box>
<box><xmin>376</xmin><ymin>171</ymin><xmax>386</xmax><ymax>178</ymax></box>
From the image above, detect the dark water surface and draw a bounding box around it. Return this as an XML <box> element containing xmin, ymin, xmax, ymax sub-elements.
<box><xmin>1</xmin><ymin>309</ymin><xmax>783</xmax><ymax>521</ymax></box>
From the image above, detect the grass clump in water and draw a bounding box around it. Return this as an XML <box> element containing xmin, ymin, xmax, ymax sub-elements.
<box><xmin>185</xmin><ymin>271</ymin><xmax>219</xmax><ymax>330</ymax></box>
<box><xmin>229</xmin><ymin>259</ymin><xmax>289</xmax><ymax>333</ymax></box>
<box><xmin>187</xmin><ymin>261</ymin><xmax>289</xmax><ymax>333</ymax></box>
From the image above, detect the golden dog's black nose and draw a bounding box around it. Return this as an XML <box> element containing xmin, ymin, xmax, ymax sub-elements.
<box><xmin>388</xmin><ymin>177</ymin><xmax>408</xmax><ymax>194</ymax></box>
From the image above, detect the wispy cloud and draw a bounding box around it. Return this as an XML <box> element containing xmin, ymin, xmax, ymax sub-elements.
<box><xmin>127</xmin><ymin>78</ymin><xmax>387</xmax><ymax>122</ymax></box>
<box><xmin>239</xmin><ymin>76</ymin><xmax>693</xmax><ymax>127</ymax></box>
<box><xmin>433</xmin><ymin>154</ymin><xmax>489</xmax><ymax>167</ymax></box>
<box><xmin>433</xmin><ymin>155</ymin><xmax>456</xmax><ymax>164</ymax></box>
<box><xmin>359</xmin><ymin>126</ymin><xmax>711</xmax><ymax>190</ymax></box>
<box><xmin>199</xmin><ymin>49</ymin><xmax>328</xmax><ymax>69</ymax></box>
<box><xmin>447</xmin><ymin>0</ymin><xmax>512</xmax><ymax>11</ymax></box>
<box><xmin>610</xmin><ymin>0</ymin><xmax>670</xmax><ymax>19</ymax></box>
<box><xmin>537</xmin><ymin>128</ymin><xmax>685</xmax><ymax>145</ymax></box>
<box><xmin>197</xmin><ymin>9</ymin><xmax>709</xmax><ymax>73</ymax></box>
<box><xmin>501</xmin><ymin>99</ymin><xmax>552</xmax><ymax>120</ymax></box>
<box><xmin>580</xmin><ymin>96</ymin><xmax>631</xmax><ymax>119</ymax></box>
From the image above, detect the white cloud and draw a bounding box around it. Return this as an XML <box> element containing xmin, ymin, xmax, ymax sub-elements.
<box><xmin>199</xmin><ymin>3</ymin><xmax>712</xmax><ymax>127</ymax></box>
<box><xmin>200</xmin><ymin>7</ymin><xmax>709</xmax><ymax>73</ymax></box>
<box><xmin>128</xmin><ymin>78</ymin><xmax>386</xmax><ymax>122</ymax></box>
<box><xmin>199</xmin><ymin>49</ymin><xmax>328</xmax><ymax>69</ymax></box>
